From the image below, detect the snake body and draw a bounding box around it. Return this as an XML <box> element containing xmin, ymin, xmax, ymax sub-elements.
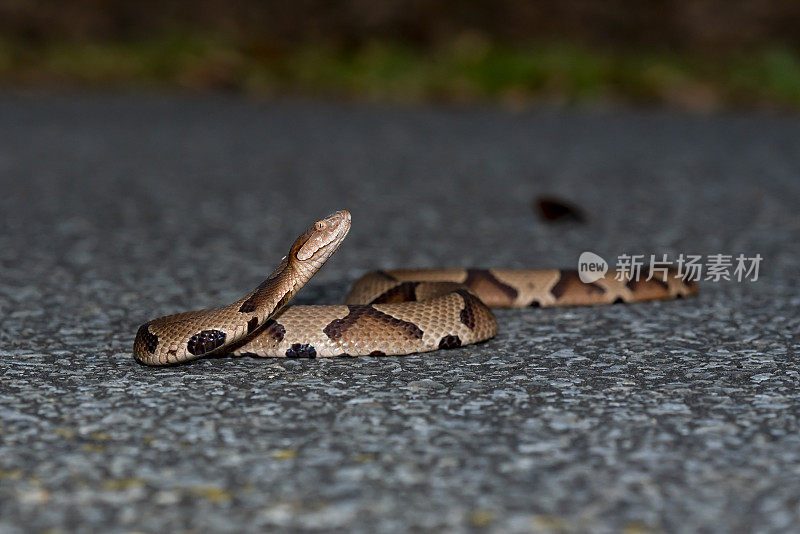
<box><xmin>133</xmin><ymin>210</ymin><xmax>697</xmax><ymax>366</ymax></box>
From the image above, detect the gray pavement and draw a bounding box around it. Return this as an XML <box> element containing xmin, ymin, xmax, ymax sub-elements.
<box><xmin>0</xmin><ymin>95</ymin><xmax>799</xmax><ymax>533</ymax></box>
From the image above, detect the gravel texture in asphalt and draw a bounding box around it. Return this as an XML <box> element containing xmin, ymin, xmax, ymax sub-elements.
<box><xmin>1</xmin><ymin>96</ymin><xmax>798</xmax><ymax>533</ymax></box>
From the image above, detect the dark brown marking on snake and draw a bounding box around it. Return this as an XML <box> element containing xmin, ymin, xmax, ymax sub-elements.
<box><xmin>187</xmin><ymin>329</ymin><xmax>227</xmax><ymax>356</ymax></box>
<box><xmin>529</xmin><ymin>300</ymin><xmax>541</xmax><ymax>307</ymax></box>
<box><xmin>551</xmin><ymin>270</ymin><xmax>605</xmax><ymax>299</ymax></box>
<box><xmin>286</xmin><ymin>343</ymin><xmax>316</xmax><ymax>358</ymax></box>
<box><xmin>370</xmin><ymin>282</ymin><xmax>419</xmax><ymax>304</ymax></box>
<box><xmin>613</xmin><ymin>297</ymin><xmax>625</xmax><ymax>304</ymax></box>
<box><xmin>263</xmin><ymin>319</ymin><xmax>286</xmax><ymax>342</ymax></box>
<box><xmin>535</xmin><ymin>197</ymin><xmax>587</xmax><ymax>223</ymax></box>
<box><xmin>652</xmin><ymin>277</ymin><xmax>669</xmax><ymax>291</ymax></box>
<box><xmin>276</xmin><ymin>291</ymin><xmax>294</xmax><ymax>311</ymax></box>
<box><xmin>247</xmin><ymin>316</ymin><xmax>259</xmax><ymax>335</ymax></box>
<box><xmin>323</xmin><ymin>305</ymin><xmax>424</xmax><ymax>341</ymax></box>
<box><xmin>626</xmin><ymin>277</ymin><xmax>668</xmax><ymax>292</ymax></box>
<box><xmin>464</xmin><ymin>269</ymin><xmax>518</xmax><ymax>301</ymax></box>
<box><xmin>455</xmin><ymin>289</ymin><xmax>482</xmax><ymax>330</ymax></box>
<box><xmin>370</xmin><ymin>350</ymin><xmax>386</xmax><ymax>356</ymax></box>
<box><xmin>375</xmin><ymin>270</ymin><xmax>398</xmax><ymax>281</ymax></box>
<box><xmin>238</xmin><ymin>264</ymin><xmax>293</xmax><ymax>314</ymax></box>
<box><xmin>438</xmin><ymin>335</ymin><xmax>462</xmax><ymax>349</ymax></box>
<box><xmin>239</xmin><ymin>278</ymin><xmax>272</xmax><ymax>313</ymax></box>
<box><xmin>135</xmin><ymin>323</ymin><xmax>159</xmax><ymax>354</ymax></box>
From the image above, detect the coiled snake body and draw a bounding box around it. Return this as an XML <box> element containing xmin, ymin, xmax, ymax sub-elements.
<box><xmin>134</xmin><ymin>210</ymin><xmax>697</xmax><ymax>365</ymax></box>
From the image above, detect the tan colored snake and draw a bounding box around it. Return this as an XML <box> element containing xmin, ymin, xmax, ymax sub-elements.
<box><xmin>133</xmin><ymin>209</ymin><xmax>697</xmax><ymax>365</ymax></box>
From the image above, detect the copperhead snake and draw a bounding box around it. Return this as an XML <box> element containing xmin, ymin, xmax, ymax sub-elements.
<box><xmin>133</xmin><ymin>210</ymin><xmax>698</xmax><ymax>365</ymax></box>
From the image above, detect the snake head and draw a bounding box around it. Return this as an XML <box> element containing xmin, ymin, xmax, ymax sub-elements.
<box><xmin>293</xmin><ymin>209</ymin><xmax>351</xmax><ymax>269</ymax></box>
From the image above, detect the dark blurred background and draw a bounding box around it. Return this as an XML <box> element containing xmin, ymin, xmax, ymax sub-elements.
<box><xmin>2</xmin><ymin>0</ymin><xmax>800</xmax><ymax>109</ymax></box>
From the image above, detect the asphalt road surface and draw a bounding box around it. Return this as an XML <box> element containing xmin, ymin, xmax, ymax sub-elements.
<box><xmin>1</xmin><ymin>96</ymin><xmax>798</xmax><ymax>533</ymax></box>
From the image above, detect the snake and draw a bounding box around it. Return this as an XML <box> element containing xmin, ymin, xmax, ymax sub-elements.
<box><xmin>133</xmin><ymin>210</ymin><xmax>698</xmax><ymax>366</ymax></box>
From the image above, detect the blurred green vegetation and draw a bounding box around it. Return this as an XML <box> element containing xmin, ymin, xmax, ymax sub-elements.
<box><xmin>2</xmin><ymin>34</ymin><xmax>800</xmax><ymax>110</ymax></box>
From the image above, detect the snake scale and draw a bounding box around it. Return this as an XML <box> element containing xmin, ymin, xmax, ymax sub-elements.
<box><xmin>133</xmin><ymin>210</ymin><xmax>698</xmax><ymax>365</ymax></box>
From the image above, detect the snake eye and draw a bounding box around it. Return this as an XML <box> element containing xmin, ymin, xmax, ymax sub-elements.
<box><xmin>315</xmin><ymin>221</ymin><xmax>325</xmax><ymax>230</ymax></box>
